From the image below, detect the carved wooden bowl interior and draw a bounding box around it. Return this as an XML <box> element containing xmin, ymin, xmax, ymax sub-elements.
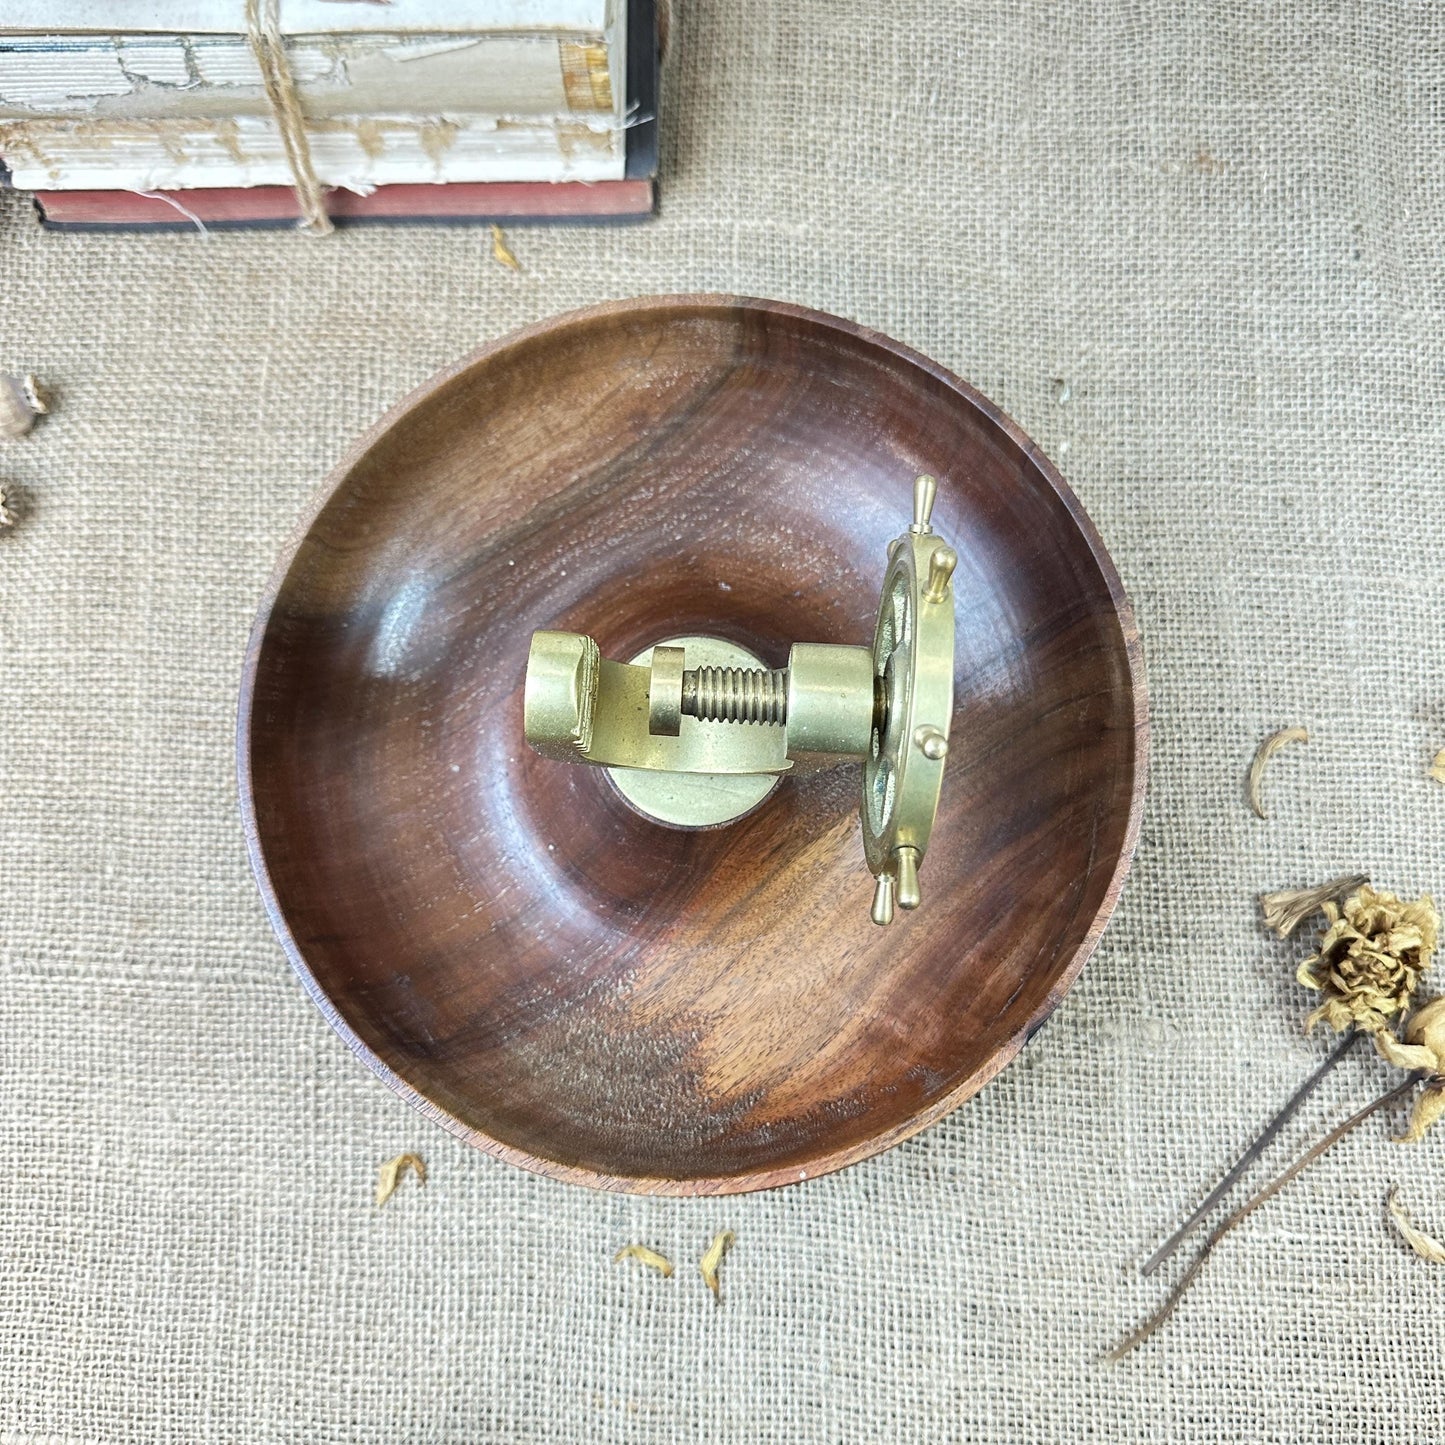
<box><xmin>240</xmin><ymin>296</ymin><xmax>1146</xmax><ymax>1195</ymax></box>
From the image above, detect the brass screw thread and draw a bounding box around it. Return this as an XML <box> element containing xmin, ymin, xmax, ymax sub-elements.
<box><xmin>681</xmin><ymin>666</ymin><xmax>789</xmax><ymax>725</ymax></box>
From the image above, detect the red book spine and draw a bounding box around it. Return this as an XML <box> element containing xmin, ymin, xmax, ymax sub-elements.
<box><xmin>33</xmin><ymin>179</ymin><xmax>656</xmax><ymax>230</ymax></box>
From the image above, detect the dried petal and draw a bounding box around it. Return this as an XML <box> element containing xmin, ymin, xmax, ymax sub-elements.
<box><xmin>1386</xmin><ymin>1185</ymin><xmax>1445</xmax><ymax>1261</ymax></box>
<box><xmin>1260</xmin><ymin>874</ymin><xmax>1368</xmax><ymax>938</ymax></box>
<box><xmin>0</xmin><ymin>373</ymin><xmax>47</xmax><ymax>439</ymax></box>
<box><xmin>1430</xmin><ymin>749</ymin><xmax>1445</xmax><ymax>785</ymax></box>
<box><xmin>1373</xmin><ymin>1030</ymin><xmax>1437</xmax><ymax>1074</ymax></box>
<box><xmin>1247</xmin><ymin>726</ymin><xmax>1308</xmax><ymax>819</ymax></box>
<box><xmin>1404</xmin><ymin>995</ymin><xmax>1445</xmax><ymax>1065</ymax></box>
<box><xmin>1398</xmin><ymin>1085</ymin><xmax>1445</xmax><ymax>1144</ymax></box>
<box><xmin>375</xmin><ymin>1151</ymin><xmax>427</xmax><ymax>1205</ymax></box>
<box><xmin>613</xmin><ymin>1243</ymin><xmax>673</xmax><ymax>1277</ymax></box>
<box><xmin>699</xmin><ymin>1229</ymin><xmax>735</xmax><ymax>1302</ymax></box>
<box><xmin>490</xmin><ymin>225</ymin><xmax>521</xmax><ymax>272</ymax></box>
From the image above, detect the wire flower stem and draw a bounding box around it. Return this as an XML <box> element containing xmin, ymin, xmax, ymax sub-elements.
<box><xmin>1142</xmin><ymin>1028</ymin><xmax>1360</xmax><ymax>1276</ymax></box>
<box><xmin>1109</xmin><ymin>1072</ymin><xmax>1422</xmax><ymax>1362</ymax></box>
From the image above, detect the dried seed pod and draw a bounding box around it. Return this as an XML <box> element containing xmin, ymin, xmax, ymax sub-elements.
<box><xmin>1259</xmin><ymin>873</ymin><xmax>1368</xmax><ymax>937</ymax></box>
<box><xmin>1386</xmin><ymin>1185</ymin><xmax>1445</xmax><ymax>1263</ymax></box>
<box><xmin>0</xmin><ymin>374</ymin><xmax>48</xmax><ymax>439</ymax></box>
<box><xmin>375</xmin><ymin>1151</ymin><xmax>427</xmax><ymax>1205</ymax></box>
<box><xmin>1247</xmin><ymin>726</ymin><xmax>1308</xmax><ymax>819</ymax></box>
<box><xmin>699</xmin><ymin>1229</ymin><xmax>735</xmax><ymax>1302</ymax></box>
<box><xmin>613</xmin><ymin>1243</ymin><xmax>673</xmax><ymax>1277</ymax></box>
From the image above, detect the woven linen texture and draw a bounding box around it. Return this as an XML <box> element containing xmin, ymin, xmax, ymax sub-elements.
<box><xmin>2</xmin><ymin>2</ymin><xmax>1444</xmax><ymax>1440</ymax></box>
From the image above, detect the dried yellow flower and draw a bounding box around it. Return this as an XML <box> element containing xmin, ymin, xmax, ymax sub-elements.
<box><xmin>613</xmin><ymin>1243</ymin><xmax>673</xmax><ymax>1278</ymax></box>
<box><xmin>1374</xmin><ymin>995</ymin><xmax>1445</xmax><ymax>1141</ymax></box>
<box><xmin>1248</xmin><ymin>726</ymin><xmax>1308</xmax><ymax>819</ymax></box>
<box><xmin>699</xmin><ymin>1229</ymin><xmax>735</xmax><ymax>1303</ymax></box>
<box><xmin>1259</xmin><ymin>873</ymin><xmax>1368</xmax><ymax>938</ymax></box>
<box><xmin>1297</xmin><ymin>886</ymin><xmax>1438</xmax><ymax>1035</ymax></box>
<box><xmin>490</xmin><ymin>224</ymin><xmax>521</xmax><ymax>272</ymax></box>
<box><xmin>1386</xmin><ymin>1185</ymin><xmax>1445</xmax><ymax>1262</ymax></box>
<box><xmin>375</xmin><ymin>1151</ymin><xmax>426</xmax><ymax>1205</ymax></box>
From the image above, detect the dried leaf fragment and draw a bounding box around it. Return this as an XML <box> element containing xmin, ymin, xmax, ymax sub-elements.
<box><xmin>0</xmin><ymin>374</ymin><xmax>47</xmax><ymax>438</ymax></box>
<box><xmin>699</xmin><ymin>1229</ymin><xmax>735</xmax><ymax>1302</ymax></box>
<box><xmin>1386</xmin><ymin>1185</ymin><xmax>1445</xmax><ymax>1263</ymax></box>
<box><xmin>490</xmin><ymin>224</ymin><xmax>521</xmax><ymax>272</ymax></box>
<box><xmin>613</xmin><ymin>1243</ymin><xmax>673</xmax><ymax>1277</ymax></box>
<box><xmin>375</xmin><ymin>1151</ymin><xmax>426</xmax><ymax>1206</ymax></box>
<box><xmin>1260</xmin><ymin>873</ymin><xmax>1368</xmax><ymax>937</ymax></box>
<box><xmin>1431</xmin><ymin>749</ymin><xmax>1445</xmax><ymax>785</ymax></box>
<box><xmin>0</xmin><ymin>373</ymin><xmax>48</xmax><ymax>439</ymax></box>
<box><xmin>1247</xmin><ymin>726</ymin><xmax>1308</xmax><ymax>818</ymax></box>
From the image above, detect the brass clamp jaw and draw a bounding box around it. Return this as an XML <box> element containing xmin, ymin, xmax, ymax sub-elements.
<box><xmin>524</xmin><ymin>476</ymin><xmax>957</xmax><ymax>925</ymax></box>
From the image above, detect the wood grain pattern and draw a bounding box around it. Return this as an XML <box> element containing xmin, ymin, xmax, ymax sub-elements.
<box><xmin>239</xmin><ymin>296</ymin><xmax>1148</xmax><ymax>1195</ymax></box>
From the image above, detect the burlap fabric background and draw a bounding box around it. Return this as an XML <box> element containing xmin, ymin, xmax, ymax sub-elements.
<box><xmin>3</xmin><ymin>2</ymin><xmax>1443</xmax><ymax>1440</ymax></box>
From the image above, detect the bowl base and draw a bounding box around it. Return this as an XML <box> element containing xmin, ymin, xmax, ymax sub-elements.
<box><xmin>606</xmin><ymin>635</ymin><xmax>782</xmax><ymax>828</ymax></box>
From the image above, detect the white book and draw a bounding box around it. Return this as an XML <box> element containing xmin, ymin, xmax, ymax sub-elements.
<box><xmin>2</xmin><ymin>0</ymin><xmax>612</xmax><ymax>36</ymax></box>
<box><xmin>0</xmin><ymin>32</ymin><xmax>620</xmax><ymax>121</ymax></box>
<box><xmin>1</xmin><ymin>111</ymin><xmax>625</xmax><ymax>190</ymax></box>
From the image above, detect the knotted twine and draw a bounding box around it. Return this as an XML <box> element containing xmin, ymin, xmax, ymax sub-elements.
<box><xmin>243</xmin><ymin>0</ymin><xmax>334</xmax><ymax>235</ymax></box>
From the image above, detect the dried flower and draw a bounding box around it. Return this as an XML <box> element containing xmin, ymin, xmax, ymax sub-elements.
<box><xmin>699</xmin><ymin>1229</ymin><xmax>735</xmax><ymax>1303</ymax></box>
<box><xmin>1386</xmin><ymin>1184</ymin><xmax>1445</xmax><ymax>1262</ymax></box>
<box><xmin>1259</xmin><ymin>873</ymin><xmax>1368</xmax><ymax>938</ymax></box>
<box><xmin>375</xmin><ymin>1151</ymin><xmax>426</xmax><ymax>1205</ymax></box>
<box><xmin>1247</xmin><ymin>726</ymin><xmax>1308</xmax><ymax>819</ymax></box>
<box><xmin>1122</xmin><ymin>876</ymin><xmax>1445</xmax><ymax>1357</ymax></box>
<box><xmin>1297</xmin><ymin>886</ymin><xmax>1438</xmax><ymax>1035</ymax></box>
<box><xmin>1374</xmin><ymin>995</ymin><xmax>1445</xmax><ymax>1141</ymax></box>
<box><xmin>613</xmin><ymin>1243</ymin><xmax>673</xmax><ymax>1277</ymax></box>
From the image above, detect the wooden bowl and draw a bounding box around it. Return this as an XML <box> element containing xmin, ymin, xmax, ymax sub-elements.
<box><xmin>240</xmin><ymin>296</ymin><xmax>1147</xmax><ymax>1195</ymax></box>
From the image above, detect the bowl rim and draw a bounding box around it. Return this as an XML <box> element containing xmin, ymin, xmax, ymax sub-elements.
<box><xmin>237</xmin><ymin>293</ymin><xmax>1150</xmax><ymax>1196</ymax></box>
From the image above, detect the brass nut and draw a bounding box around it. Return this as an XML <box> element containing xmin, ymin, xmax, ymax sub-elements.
<box><xmin>647</xmin><ymin>645</ymin><xmax>685</xmax><ymax>736</ymax></box>
<box><xmin>785</xmin><ymin>643</ymin><xmax>876</xmax><ymax>756</ymax></box>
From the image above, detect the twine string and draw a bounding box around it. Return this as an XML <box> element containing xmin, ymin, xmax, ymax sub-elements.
<box><xmin>243</xmin><ymin>0</ymin><xmax>334</xmax><ymax>235</ymax></box>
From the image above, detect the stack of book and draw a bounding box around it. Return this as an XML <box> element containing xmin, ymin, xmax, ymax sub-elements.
<box><xmin>0</xmin><ymin>0</ymin><xmax>657</xmax><ymax>230</ymax></box>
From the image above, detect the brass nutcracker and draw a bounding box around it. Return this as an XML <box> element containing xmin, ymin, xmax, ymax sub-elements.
<box><xmin>524</xmin><ymin>475</ymin><xmax>957</xmax><ymax>925</ymax></box>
